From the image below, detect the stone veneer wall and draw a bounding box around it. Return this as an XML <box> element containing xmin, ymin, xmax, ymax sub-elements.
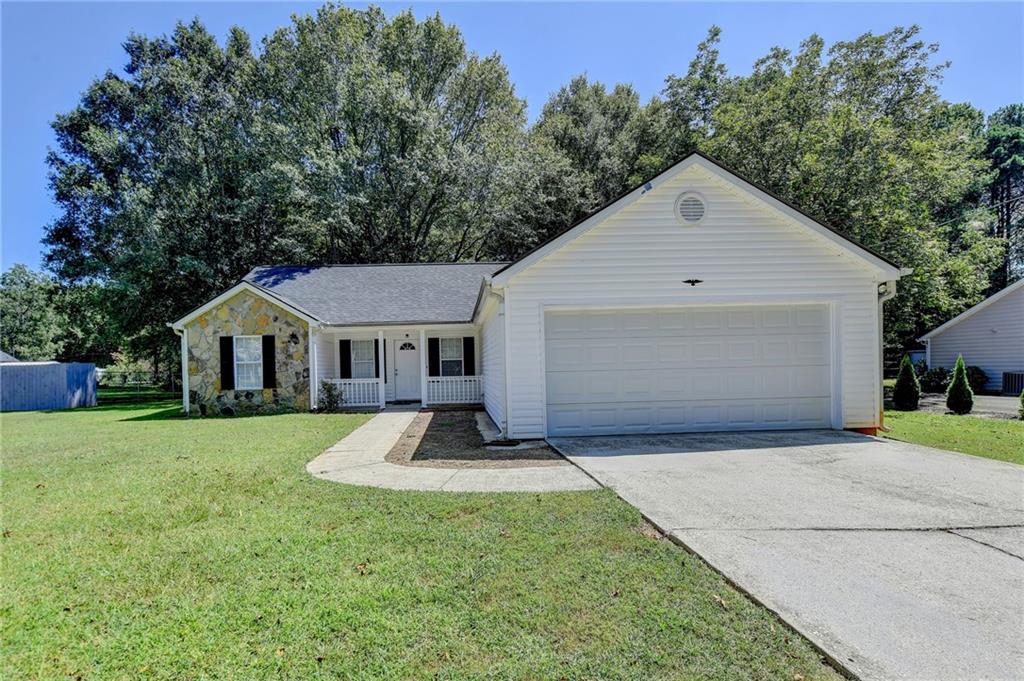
<box><xmin>186</xmin><ymin>291</ymin><xmax>310</xmax><ymax>415</ymax></box>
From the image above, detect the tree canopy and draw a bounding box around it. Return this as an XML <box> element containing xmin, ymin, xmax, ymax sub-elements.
<box><xmin>36</xmin><ymin>4</ymin><xmax>1022</xmax><ymax>370</ymax></box>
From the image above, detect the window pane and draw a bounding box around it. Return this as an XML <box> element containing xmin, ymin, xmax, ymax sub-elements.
<box><xmin>352</xmin><ymin>360</ymin><xmax>375</xmax><ymax>379</ymax></box>
<box><xmin>441</xmin><ymin>360</ymin><xmax>463</xmax><ymax>377</ymax></box>
<box><xmin>235</xmin><ymin>336</ymin><xmax>262</xmax><ymax>362</ymax></box>
<box><xmin>352</xmin><ymin>340</ymin><xmax>374</xmax><ymax>361</ymax></box>
<box><xmin>236</xmin><ymin>362</ymin><xmax>262</xmax><ymax>389</ymax></box>
<box><xmin>440</xmin><ymin>337</ymin><xmax>462</xmax><ymax>360</ymax></box>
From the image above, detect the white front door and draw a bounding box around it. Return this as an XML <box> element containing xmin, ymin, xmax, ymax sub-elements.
<box><xmin>394</xmin><ymin>340</ymin><xmax>421</xmax><ymax>400</ymax></box>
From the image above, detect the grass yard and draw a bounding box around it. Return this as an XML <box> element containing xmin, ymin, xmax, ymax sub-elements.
<box><xmin>884</xmin><ymin>410</ymin><xmax>1024</xmax><ymax>465</ymax></box>
<box><xmin>1</xmin><ymin>400</ymin><xmax>838</xmax><ymax>680</ymax></box>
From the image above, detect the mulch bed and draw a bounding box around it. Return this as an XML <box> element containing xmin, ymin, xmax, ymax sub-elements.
<box><xmin>385</xmin><ymin>410</ymin><xmax>566</xmax><ymax>469</ymax></box>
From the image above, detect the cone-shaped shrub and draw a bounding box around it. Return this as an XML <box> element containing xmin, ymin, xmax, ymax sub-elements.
<box><xmin>945</xmin><ymin>355</ymin><xmax>974</xmax><ymax>415</ymax></box>
<box><xmin>892</xmin><ymin>355</ymin><xmax>921</xmax><ymax>410</ymax></box>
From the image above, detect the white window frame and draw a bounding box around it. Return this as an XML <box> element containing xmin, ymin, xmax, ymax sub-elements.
<box><xmin>234</xmin><ymin>335</ymin><xmax>263</xmax><ymax>390</ymax></box>
<box><xmin>350</xmin><ymin>339</ymin><xmax>376</xmax><ymax>379</ymax></box>
<box><xmin>439</xmin><ymin>337</ymin><xmax>464</xmax><ymax>377</ymax></box>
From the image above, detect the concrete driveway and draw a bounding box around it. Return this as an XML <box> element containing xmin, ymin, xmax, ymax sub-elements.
<box><xmin>549</xmin><ymin>430</ymin><xmax>1024</xmax><ymax>681</ymax></box>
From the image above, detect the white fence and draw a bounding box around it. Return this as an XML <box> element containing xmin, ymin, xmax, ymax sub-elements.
<box><xmin>426</xmin><ymin>376</ymin><xmax>483</xmax><ymax>405</ymax></box>
<box><xmin>325</xmin><ymin>378</ymin><xmax>380</xmax><ymax>407</ymax></box>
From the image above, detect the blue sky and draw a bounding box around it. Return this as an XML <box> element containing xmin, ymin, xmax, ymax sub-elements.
<box><xmin>2</xmin><ymin>2</ymin><xmax>1022</xmax><ymax>271</ymax></box>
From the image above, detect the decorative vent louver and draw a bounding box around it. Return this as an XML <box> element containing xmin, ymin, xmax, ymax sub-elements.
<box><xmin>676</xmin><ymin>193</ymin><xmax>706</xmax><ymax>224</ymax></box>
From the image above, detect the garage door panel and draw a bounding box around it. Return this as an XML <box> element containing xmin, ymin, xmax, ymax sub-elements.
<box><xmin>546</xmin><ymin>397</ymin><xmax>832</xmax><ymax>436</ymax></box>
<box><xmin>548</xmin><ymin>366</ymin><xmax>829</xmax><ymax>404</ymax></box>
<box><xmin>546</xmin><ymin>306</ymin><xmax>829</xmax><ymax>340</ymax></box>
<box><xmin>547</xmin><ymin>337</ymin><xmax>827</xmax><ymax>372</ymax></box>
<box><xmin>545</xmin><ymin>305</ymin><xmax>832</xmax><ymax>435</ymax></box>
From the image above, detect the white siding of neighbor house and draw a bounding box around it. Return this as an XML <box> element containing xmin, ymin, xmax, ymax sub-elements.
<box><xmin>479</xmin><ymin>295</ymin><xmax>507</xmax><ymax>432</ymax></box>
<box><xmin>501</xmin><ymin>163</ymin><xmax>887</xmax><ymax>439</ymax></box>
<box><xmin>927</xmin><ymin>285</ymin><xmax>1024</xmax><ymax>390</ymax></box>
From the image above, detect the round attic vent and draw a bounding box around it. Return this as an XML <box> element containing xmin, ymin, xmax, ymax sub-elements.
<box><xmin>675</xmin><ymin>192</ymin><xmax>706</xmax><ymax>224</ymax></box>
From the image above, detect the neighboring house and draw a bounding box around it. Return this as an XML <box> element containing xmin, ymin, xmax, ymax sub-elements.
<box><xmin>171</xmin><ymin>152</ymin><xmax>905</xmax><ymax>435</ymax></box>
<box><xmin>0</xmin><ymin>350</ymin><xmax>20</xmax><ymax>363</ymax></box>
<box><xmin>919</xmin><ymin>278</ymin><xmax>1024</xmax><ymax>393</ymax></box>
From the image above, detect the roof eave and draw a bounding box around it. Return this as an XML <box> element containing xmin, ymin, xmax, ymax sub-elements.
<box><xmin>919</xmin><ymin>278</ymin><xmax>1024</xmax><ymax>341</ymax></box>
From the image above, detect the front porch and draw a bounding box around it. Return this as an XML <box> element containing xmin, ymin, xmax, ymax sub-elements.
<box><xmin>310</xmin><ymin>324</ymin><xmax>483</xmax><ymax>409</ymax></box>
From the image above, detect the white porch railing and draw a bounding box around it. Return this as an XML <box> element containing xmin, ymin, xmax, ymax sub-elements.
<box><xmin>324</xmin><ymin>378</ymin><xmax>380</xmax><ymax>407</ymax></box>
<box><xmin>426</xmin><ymin>376</ymin><xmax>483</xmax><ymax>404</ymax></box>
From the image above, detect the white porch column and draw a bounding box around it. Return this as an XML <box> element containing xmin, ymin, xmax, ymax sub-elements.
<box><xmin>180</xmin><ymin>328</ymin><xmax>190</xmax><ymax>415</ymax></box>
<box><xmin>309</xmin><ymin>328</ymin><xmax>318</xmax><ymax>411</ymax></box>
<box><xmin>419</xmin><ymin>329</ymin><xmax>428</xmax><ymax>407</ymax></box>
<box><xmin>377</xmin><ymin>330</ymin><xmax>386</xmax><ymax>409</ymax></box>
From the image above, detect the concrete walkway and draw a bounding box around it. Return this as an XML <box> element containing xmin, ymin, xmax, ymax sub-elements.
<box><xmin>307</xmin><ymin>410</ymin><xmax>598</xmax><ymax>492</ymax></box>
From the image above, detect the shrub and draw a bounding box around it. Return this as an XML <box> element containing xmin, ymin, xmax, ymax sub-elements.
<box><xmin>965</xmin><ymin>365</ymin><xmax>988</xmax><ymax>394</ymax></box>
<box><xmin>919</xmin><ymin>367</ymin><xmax>950</xmax><ymax>393</ymax></box>
<box><xmin>319</xmin><ymin>380</ymin><xmax>341</xmax><ymax>413</ymax></box>
<box><xmin>945</xmin><ymin>355</ymin><xmax>974</xmax><ymax>415</ymax></box>
<box><xmin>892</xmin><ymin>355</ymin><xmax>921</xmax><ymax>410</ymax></box>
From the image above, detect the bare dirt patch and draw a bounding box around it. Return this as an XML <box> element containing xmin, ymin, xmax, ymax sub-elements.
<box><xmin>385</xmin><ymin>410</ymin><xmax>566</xmax><ymax>469</ymax></box>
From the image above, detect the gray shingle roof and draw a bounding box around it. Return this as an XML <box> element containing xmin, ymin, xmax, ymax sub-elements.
<box><xmin>0</xmin><ymin>350</ymin><xmax>20</xmax><ymax>363</ymax></box>
<box><xmin>244</xmin><ymin>263</ymin><xmax>507</xmax><ymax>325</ymax></box>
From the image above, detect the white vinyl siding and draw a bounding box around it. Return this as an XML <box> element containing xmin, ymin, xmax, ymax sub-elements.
<box><xmin>234</xmin><ymin>336</ymin><xmax>263</xmax><ymax>389</ymax></box>
<box><xmin>927</xmin><ymin>285</ymin><xmax>1024</xmax><ymax>391</ymax></box>
<box><xmin>480</xmin><ymin>296</ymin><xmax>507</xmax><ymax>431</ymax></box>
<box><xmin>502</xmin><ymin>163</ymin><xmax>883</xmax><ymax>438</ymax></box>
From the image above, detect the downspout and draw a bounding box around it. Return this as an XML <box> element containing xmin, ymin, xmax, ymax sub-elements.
<box><xmin>170</xmin><ymin>325</ymin><xmax>189</xmax><ymax>415</ymax></box>
<box><xmin>487</xmin><ymin>280</ymin><xmax>510</xmax><ymax>439</ymax></box>
<box><xmin>877</xmin><ymin>280</ymin><xmax>899</xmax><ymax>432</ymax></box>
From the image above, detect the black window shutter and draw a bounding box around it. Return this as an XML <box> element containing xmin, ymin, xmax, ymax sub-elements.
<box><xmin>262</xmin><ymin>335</ymin><xmax>276</xmax><ymax>389</ymax></box>
<box><xmin>374</xmin><ymin>339</ymin><xmax>382</xmax><ymax>381</ymax></box>
<box><xmin>463</xmin><ymin>337</ymin><xmax>475</xmax><ymax>376</ymax></box>
<box><xmin>339</xmin><ymin>339</ymin><xmax>352</xmax><ymax>379</ymax></box>
<box><xmin>428</xmin><ymin>337</ymin><xmax>440</xmax><ymax>377</ymax></box>
<box><xmin>219</xmin><ymin>336</ymin><xmax>235</xmax><ymax>390</ymax></box>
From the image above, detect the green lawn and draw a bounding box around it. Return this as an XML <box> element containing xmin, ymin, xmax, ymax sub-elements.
<box><xmin>884</xmin><ymin>410</ymin><xmax>1024</xmax><ymax>465</ymax></box>
<box><xmin>2</xmin><ymin>401</ymin><xmax>837</xmax><ymax>680</ymax></box>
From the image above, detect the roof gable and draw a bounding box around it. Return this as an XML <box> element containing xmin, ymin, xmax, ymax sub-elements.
<box><xmin>491</xmin><ymin>152</ymin><xmax>902</xmax><ymax>286</ymax></box>
<box><xmin>920</xmin><ymin>278</ymin><xmax>1024</xmax><ymax>341</ymax></box>
<box><xmin>171</xmin><ymin>281</ymin><xmax>321</xmax><ymax>329</ymax></box>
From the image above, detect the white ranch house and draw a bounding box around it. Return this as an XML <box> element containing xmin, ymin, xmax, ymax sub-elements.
<box><xmin>171</xmin><ymin>152</ymin><xmax>907</xmax><ymax>436</ymax></box>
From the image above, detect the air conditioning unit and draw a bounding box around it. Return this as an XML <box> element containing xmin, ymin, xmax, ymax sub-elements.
<box><xmin>1003</xmin><ymin>372</ymin><xmax>1024</xmax><ymax>395</ymax></box>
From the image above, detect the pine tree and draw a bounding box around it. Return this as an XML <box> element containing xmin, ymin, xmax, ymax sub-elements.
<box><xmin>892</xmin><ymin>354</ymin><xmax>921</xmax><ymax>410</ymax></box>
<box><xmin>945</xmin><ymin>355</ymin><xmax>974</xmax><ymax>415</ymax></box>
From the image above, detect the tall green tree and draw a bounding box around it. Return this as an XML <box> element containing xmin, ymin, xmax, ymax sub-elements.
<box><xmin>984</xmin><ymin>104</ymin><xmax>1024</xmax><ymax>285</ymax></box>
<box><xmin>695</xmin><ymin>26</ymin><xmax>1002</xmax><ymax>345</ymax></box>
<box><xmin>0</xmin><ymin>265</ymin><xmax>64</xmax><ymax>361</ymax></box>
<box><xmin>45</xmin><ymin>5</ymin><xmax>528</xmax><ymax>363</ymax></box>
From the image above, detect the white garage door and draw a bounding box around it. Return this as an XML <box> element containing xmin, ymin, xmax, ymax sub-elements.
<box><xmin>544</xmin><ymin>305</ymin><xmax>832</xmax><ymax>436</ymax></box>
